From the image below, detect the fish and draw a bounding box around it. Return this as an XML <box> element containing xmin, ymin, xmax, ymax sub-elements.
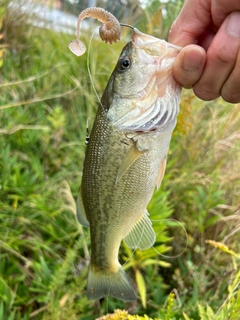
<box><xmin>77</xmin><ymin>28</ymin><xmax>181</xmax><ymax>301</ymax></box>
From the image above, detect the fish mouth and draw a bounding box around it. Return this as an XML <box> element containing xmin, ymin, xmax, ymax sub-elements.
<box><xmin>132</xmin><ymin>28</ymin><xmax>182</xmax><ymax>57</ymax></box>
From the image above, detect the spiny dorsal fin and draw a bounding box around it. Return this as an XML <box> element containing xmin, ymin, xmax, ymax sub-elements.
<box><xmin>124</xmin><ymin>210</ymin><xmax>156</xmax><ymax>250</ymax></box>
<box><xmin>76</xmin><ymin>186</ymin><xmax>89</xmax><ymax>227</ymax></box>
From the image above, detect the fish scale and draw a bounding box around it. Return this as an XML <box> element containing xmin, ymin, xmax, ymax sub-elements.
<box><xmin>77</xmin><ymin>28</ymin><xmax>181</xmax><ymax>301</ymax></box>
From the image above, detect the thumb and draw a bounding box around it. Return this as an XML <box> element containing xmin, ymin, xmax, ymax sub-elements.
<box><xmin>172</xmin><ymin>45</ymin><xmax>206</xmax><ymax>88</ymax></box>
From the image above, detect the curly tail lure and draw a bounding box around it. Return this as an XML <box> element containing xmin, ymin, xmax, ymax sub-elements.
<box><xmin>68</xmin><ymin>7</ymin><xmax>124</xmax><ymax>56</ymax></box>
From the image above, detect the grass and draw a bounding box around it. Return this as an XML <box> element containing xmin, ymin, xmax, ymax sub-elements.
<box><xmin>1</xmin><ymin>0</ymin><xmax>240</xmax><ymax>319</ymax></box>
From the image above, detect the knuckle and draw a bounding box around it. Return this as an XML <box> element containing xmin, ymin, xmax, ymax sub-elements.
<box><xmin>221</xmin><ymin>88</ymin><xmax>240</xmax><ymax>103</ymax></box>
<box><xmin>193</xmin><ymin>84</ymin><xmax>219</xmax><ymax>101</ymax></box>
<box><xmin>208</xmin><ymin>46</ymin><xmax>234</xmax><ymax>65</ymax></box>
<box><xmin>221</xmin><ymin>65</ymin><xmax>240</xmax><ymax>103</ymax></box>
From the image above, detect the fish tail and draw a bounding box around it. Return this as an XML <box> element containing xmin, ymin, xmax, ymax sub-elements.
<box><xmin>87</xmin><ymin>263</ymin><xmax>136</xmax><ymax>301</ymax></box>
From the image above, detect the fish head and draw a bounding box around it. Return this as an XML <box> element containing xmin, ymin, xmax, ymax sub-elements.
<box><xmin>105</xmin><ymin>28</ymin><xmax>182</xmax><ymax>132</ymax></box>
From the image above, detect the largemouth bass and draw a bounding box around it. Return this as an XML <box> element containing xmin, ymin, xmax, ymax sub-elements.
<box><xmin>77</xmin><ymin>28</ymin><xmax>181</xmax><ymax>301</ymax></box>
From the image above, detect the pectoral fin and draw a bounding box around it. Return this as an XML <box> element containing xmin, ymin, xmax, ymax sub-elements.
<box><xmin>76</xmin><ymin>186</ymin><xmax>89</xmax><ymax>227</ymax></box>
<box><xmin>124</xmin><ymin>210</ymin><xmax>156</xmax><ymax>250</ymax></box>
<box><xmin>156</xmin><ymin>157</ymin><xmax>167</xmax><ymax>190</ymax></box>
<box><xmin>116</xmin><ymin>144</ymin><xmax>145</xmax><ymax>183</ymax></box>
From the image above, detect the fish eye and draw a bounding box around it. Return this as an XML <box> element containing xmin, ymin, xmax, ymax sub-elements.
<box><xmin>118</xmin><ymin>56</ymin><xmax>131</xmax><ymax>72</ymax></box>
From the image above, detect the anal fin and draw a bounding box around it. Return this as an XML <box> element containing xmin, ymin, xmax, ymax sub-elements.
<box><xmin>124</xmin><ymin>210</ymin><xmax>156</xmax><ymax>250</ymax></box>
<box><xmin>76</xmin><ymin>186</ymin><xmax>89</xmax><ymax>227</ymax></box>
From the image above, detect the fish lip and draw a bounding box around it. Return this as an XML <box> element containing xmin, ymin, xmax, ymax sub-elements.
<box><xmin>113</xmin><ymin>30</ymin><xmax>181</xmax><ymax>100</ymax></box>
<box><xmin>131</xmin><ymin>28</ymin><xmax>182</xmax><ymax>52</ymax></box>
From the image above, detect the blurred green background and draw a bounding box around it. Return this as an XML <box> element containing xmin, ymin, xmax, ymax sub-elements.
<box><xmin>0</xmin><ymin>0</ymin><xmax>239</xmax><ymax>319</ymax></box>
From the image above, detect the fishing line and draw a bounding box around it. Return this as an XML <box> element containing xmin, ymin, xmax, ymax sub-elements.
<box><xmin>122</xmin><ymin>217</ymin><xmax>188</xmax><ymax>269</ymax></box>
<box><xmin>87</xmin><ymin>26</ymin><xmax>106</xmax><ymax>114</ymax></box>
<box><xmin>105</xmin><ymin>295</ymin><xmax>109</xmax><ymax>316</ymax></box>
<box><xmin>122</xmin><ymin>219</ymin><xmax>150</xmax><ymax>268</ymax></box>
<box><xmin>150</xmin><ymin>218</ymin><xmax>189</xmax><ymax>259</ymax></box>
<box><xmin>120</xmin><ymin>23</ymin><xmax>135</xmax><ymax>31</ymax></box>
<box><xmin>87</xmin><ymin>24</ymin><xmax>134</xmax><ymax>117</ymax></box>
<box><xmin>122</xmin><ymin>244</ymin><xmax>138</xmax><ymax>269</ymax></box>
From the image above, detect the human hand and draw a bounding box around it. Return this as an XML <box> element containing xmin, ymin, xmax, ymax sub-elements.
<box><xmin>168</xmin><ymin>0</ymin><xmax>240</xmax><ymax>103</ymax></box>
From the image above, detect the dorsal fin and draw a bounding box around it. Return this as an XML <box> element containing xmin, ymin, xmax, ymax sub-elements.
<box><xmin>76</xmin><ymin>186</ymin><xmax>89</xmax><ymax>227</ymax></box>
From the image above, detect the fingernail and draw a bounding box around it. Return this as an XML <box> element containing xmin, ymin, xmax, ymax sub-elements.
<box><xmin>227</xmin><ymin>12</ymin><xmax>240</xmax><ymax>38</ymax></box>
<box><xmin>182</xmin><ymin>49</ymin><xmax>204</xmax><ymax>71</ymax></box>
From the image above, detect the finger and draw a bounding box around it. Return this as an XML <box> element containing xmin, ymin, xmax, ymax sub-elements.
<box><xmin>221</xmin><ymin>49</ymin><xmax>240</xmax><ymax>103</ymax></box>
<box><xmin>198</xmin><ymin>30</ymin><xmax>216</xmax><ymax>51</ymax></box>
<box><xmin>168</xmin><ymin>0</ymin><xmax>212</xmax><ymax>46</ymax></box>
<box><xmin>212</xmin><ymin>0</ymin><xmax>240</xmax><ymax>28</ymax></box>
<box><xmin>172</xmin><ymin>45</ymin><xmax>206</xmax><ymax>88</ymax></box>
<box><xmin>169</xmin><ymin>0</ymin><xmax>240</xmax><ymax>46</ymax></box>
<box><xmin>193</xmin><ymin>12</ymin><xmax>240</xmax><ymax>101</ymax></box>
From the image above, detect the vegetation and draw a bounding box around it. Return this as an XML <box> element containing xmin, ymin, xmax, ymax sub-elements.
<box><xmin>0</xmin><ymin>0</ymin><xmax>239</xmax><ymax>319</ymax></box>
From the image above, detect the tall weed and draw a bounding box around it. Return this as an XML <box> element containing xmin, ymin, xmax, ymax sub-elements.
<box><xmin>0</xmin><ymin>0</ymin><xmax>239</xmax><ymax>319</ymax></box>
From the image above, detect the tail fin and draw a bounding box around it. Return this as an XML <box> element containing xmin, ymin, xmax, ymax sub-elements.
<box><xmin>87</xmin><ymin>264</ymin><xmax>136</xmax><ymax>301</ymax></box>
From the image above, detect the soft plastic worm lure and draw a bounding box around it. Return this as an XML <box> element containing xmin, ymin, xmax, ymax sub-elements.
<box><xmin>68</xmin><ymin>7</ymin><xmax>122</xmax><ymax>56</ymax></box>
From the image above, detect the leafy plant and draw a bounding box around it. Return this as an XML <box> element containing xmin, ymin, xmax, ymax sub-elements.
<box><xmin>1</xmin><ymin>0</ymin><xmax>240</xmax><ymax>319</ymax></box>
